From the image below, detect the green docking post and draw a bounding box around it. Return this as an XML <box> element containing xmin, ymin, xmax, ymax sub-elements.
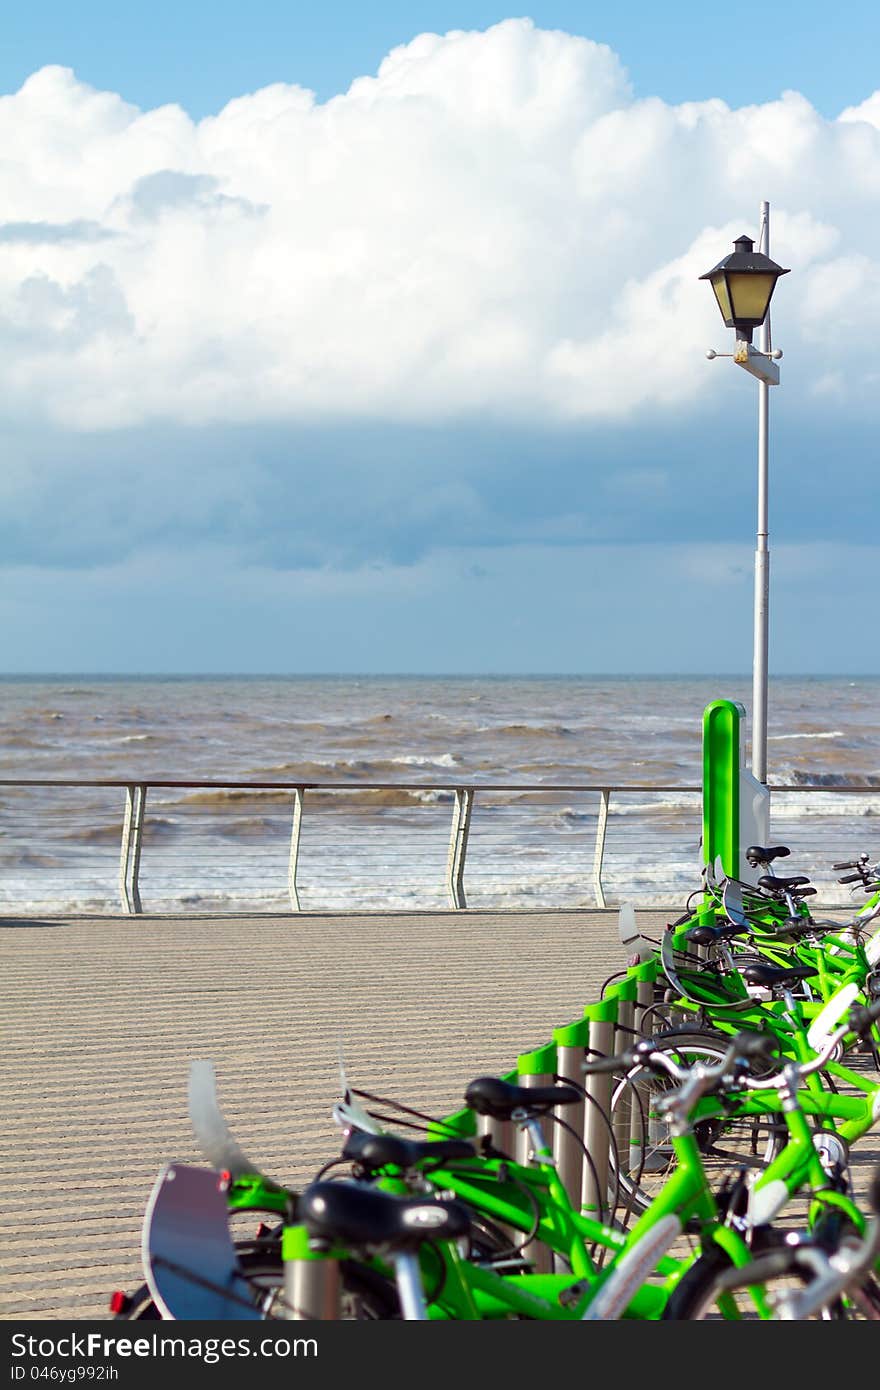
<box><xmin>516</xmin><ymin>1041</ymin><xmax>557</xmax><ymax>1273</ymax></box>
<box><xmin>582</xmin><ymin>996</ymin><xmax>618</xmax><ymax>1217</ymax></box>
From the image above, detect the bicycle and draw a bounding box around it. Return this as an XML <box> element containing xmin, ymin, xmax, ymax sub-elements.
<box><xmin>135</xmin><ymin>1157</ymin><xmax>472</xmax><ymax>1320</ymax></box>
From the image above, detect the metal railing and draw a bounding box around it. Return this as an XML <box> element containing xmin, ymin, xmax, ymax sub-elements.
<box><xmin>0</xmin><ymin>777</ymin><xmax>878</xmax><ymax>916</ymax></box>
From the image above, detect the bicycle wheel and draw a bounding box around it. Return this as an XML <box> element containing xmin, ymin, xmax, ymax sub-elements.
<box><xmin>663</xmin><ymin>1228</ymin><xmax>880</xmax><ymax>1320</ymax></box>
<box><xmin>608</xmin><ymin>1030</ymin><xmax>787</xmax><ymax>1220</ymax></box>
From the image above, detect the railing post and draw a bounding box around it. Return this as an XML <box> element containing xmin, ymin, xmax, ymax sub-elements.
<box><xmin>118</xmin><ymin>783</ymin><xmax>146</xmax><ymax>915</ymax></box>
<box><xmin>593</xmin><ymin>789</ymin><xmax>610</xmax><ymax>908</ymax></box>
<box><xmin>288</xmin><ymin>787</ymin><xmax>303</xmax><ymax>911</ymax></box>
<box><xmin>118</xmin><ymin>787</ymin><xmax>133</xmax><ymax>914</ymax></box>
<box><xmin>446</xmin><ymin>787</ymin><xmax>473</xmax><ymax>909</ymax></box>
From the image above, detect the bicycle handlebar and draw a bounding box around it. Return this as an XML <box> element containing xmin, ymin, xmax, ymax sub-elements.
<box><xmin>583</xmin><ymin>1031</ymin><xmax>773</xmax><ymax>1087</ymax></box>
<box><xmin>584</xmin><ymin>998</ymin><xmax>880</xmax><ymax>1111</ymax></box>
<box><xmin>648</xmin><ymin>1037</ymin><xmax>770</xmax><ymax>1119</ymax></box>
<box><xmin>832</xmin><ymin>852</ymin><xmax>880</xmax><ymax>891</ymax></box>
<box><xmin>716</xmin><ymin>1201</ymin><xmax>880</xmax><ymax>1319</ymax></box>
<box><xmin>832</xmin><ymin>856</ymin><xmax>870</xmax><ymax>871</ymax></box>
<box><xmin>744</xmin><ymin>995</ymin><xmax>880</xmax><ymax>1092</ymax></box>
<box><xmin>773</xmin><ymin>1169</ymin><xmax>880</xmax><ymax>1319</ymax></box>
<box><xmin>582</xmin><ymin>1053</ymin><xmax>633</xmax><ymax>1075</ymax></box>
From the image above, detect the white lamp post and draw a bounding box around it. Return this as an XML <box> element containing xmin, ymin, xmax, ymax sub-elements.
<box><xmin>700</xmin><ymin>202</ymin><xmax>789</xmax><ymax>785</ymax></box>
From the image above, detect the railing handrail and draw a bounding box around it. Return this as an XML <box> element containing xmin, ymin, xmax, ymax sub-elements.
<box><xmin>1</xmin><ymin>778</ymin><xmax>877</xmax><ymax>793</ymax></box>
<box><xmin>1</xmin><ymin>777</ymin><xmax>696</xmax><ymax>790</ymax></box>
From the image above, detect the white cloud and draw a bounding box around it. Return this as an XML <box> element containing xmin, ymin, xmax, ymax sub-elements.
<box><xmin>838</xmin><ymin>91</ymin><xmax>880</xmax><ymax>132</ymax></box>
<box><xmin>0</xmin><ymin>18</ymin><xmax>878</xmax><ymax>431</ymax></box>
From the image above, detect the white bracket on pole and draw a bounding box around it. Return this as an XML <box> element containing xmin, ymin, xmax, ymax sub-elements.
<box><xmin>733</xmin><ymin>340</ymin><xmax>781</xmax><ymax>387</ymax></box>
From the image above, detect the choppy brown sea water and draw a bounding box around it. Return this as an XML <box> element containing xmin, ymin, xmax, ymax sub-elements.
<box><xmin>1</xmin><ymin>674</ymin><xmax>878</xmax><ymax>911</ymax></box>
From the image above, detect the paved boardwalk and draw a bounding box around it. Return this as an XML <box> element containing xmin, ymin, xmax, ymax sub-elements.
<box><xmin>2</xmin><ymin>908</ymin><xmax>876</xmax><ymax>1320</ymax></box>
<box><xmin>2</xmin><ymin>907</ymin><xmax>668</xmax><ymax>1320</ymax></box>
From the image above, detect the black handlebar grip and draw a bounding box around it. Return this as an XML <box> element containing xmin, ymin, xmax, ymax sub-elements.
<box><xmin>839</xmin><ymin>872</ymin><xmax>865</xmax><ymax>884</ymax></box>
<box><xmin>832</xmin><ymin>860</ymin><xmax>861</xmax><ymax>871</ymax></box>
<box><xmin>848</xmin><ymin>997</ymin><xmax>880</xmax><ymax>1037</ymax></box>
<box><xmin>582</xmin><ymin>1052</ymin><xmax>631</xmax><ymax>1075</ymax></box>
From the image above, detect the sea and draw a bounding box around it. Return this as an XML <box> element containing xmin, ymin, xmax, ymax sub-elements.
<box><xmin>0</xmin><ymin>674</ymin><xmax>878</xmax><ymax>915</ymax></box>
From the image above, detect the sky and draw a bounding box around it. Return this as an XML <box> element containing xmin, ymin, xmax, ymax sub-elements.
<box><xmin>2</xmin><ymin>2</ymin><xmax>879</xmax><ymax>675</ymax></box>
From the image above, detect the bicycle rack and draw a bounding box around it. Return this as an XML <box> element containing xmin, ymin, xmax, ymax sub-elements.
<box><xmin>433</xmin><ymin>953</ymin><xmax>667</xmax><ymax>1252</ymax></box>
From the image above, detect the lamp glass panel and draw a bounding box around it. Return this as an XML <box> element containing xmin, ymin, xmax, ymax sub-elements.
<box><xmin>710</xmin><ymin>274</ymin><xmax>733</xmax><ymax>324</ymax></box>
<box><xmin>727</xmin><ymin>272</ymin><xmax>776</xmax><ymax>325</ymax></box>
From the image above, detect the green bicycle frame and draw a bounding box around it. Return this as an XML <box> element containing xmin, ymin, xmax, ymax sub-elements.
<box><xmin>414</xmin><ymin>1113</ymin><xmax>759</xmax><ymax>1320</ymax></box>
<box><xmin>356</xmin><ymin>1074</ymin><xmax>779</xmax><ymax>1323</ymax></box>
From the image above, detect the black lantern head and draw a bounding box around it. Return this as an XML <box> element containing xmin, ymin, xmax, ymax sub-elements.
<box><xmin>700</xmin><ymin>234</ymin><xmax>790</xmax><ymax>343</ymax></box>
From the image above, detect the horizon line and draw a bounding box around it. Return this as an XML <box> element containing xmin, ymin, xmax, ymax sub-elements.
<box><xmin>1</xmin><ymin>671</ymin><xmax>877</xmax><ymax>681</ymax></box>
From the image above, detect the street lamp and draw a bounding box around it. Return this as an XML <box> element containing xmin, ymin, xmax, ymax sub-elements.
<box><xmin>700</xmin><ymin>202</ymin><xmax>789</xmax><ymax>786</ymax></box>
<box><xmin>700</xmin><ymin>233</ymin><xmax>789</xmax><ymax>344</ymax></box>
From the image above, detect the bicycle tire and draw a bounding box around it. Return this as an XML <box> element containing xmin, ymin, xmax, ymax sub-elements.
<box><xmin>663</xmin><ymin>1225</ymin><xmax>880</xmax><ymax>1320</ymax></box>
